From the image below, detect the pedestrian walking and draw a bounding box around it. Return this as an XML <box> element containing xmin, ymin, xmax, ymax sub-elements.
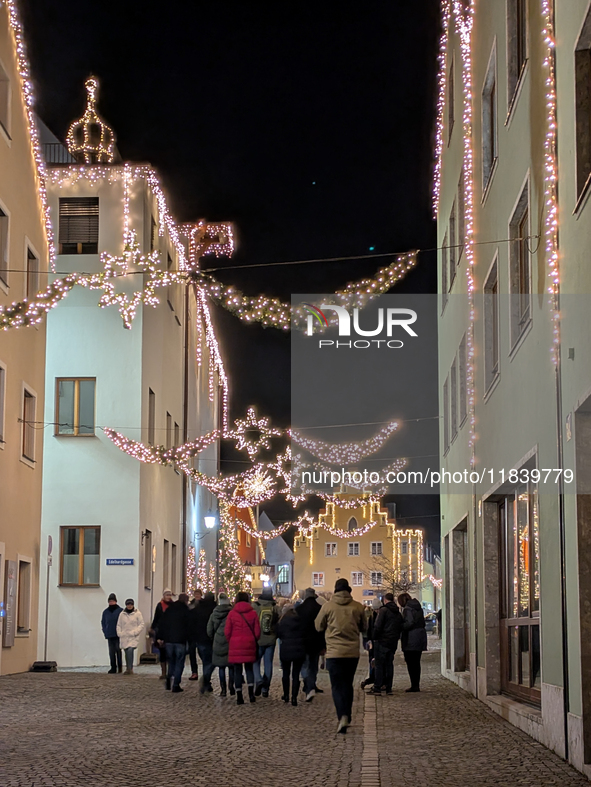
<box><xmin>189</xmin><ymin>588</ymin><xmax>203</xmax><ymax>609</ymax></box>
<box><xmin>188</xmin><ymin>590</ymin><xmax>216</xmax><ymax>692</ymax></box>
<box><xmin>150</xmin><ymin>588</ymin><xmax>174</xmax><ymax>680</ymax></box>
<box><xmin>296</xmin><ymin>587</ymin><xmax>325</xmax><ymax>701</ymax></box>
<box><xmin>252</xmin><ymin>587</ymin><xmax>279</xmax><ymax>697</ymax></box>
<box><xmin>116</xmin><ymin>599</ymin><xmax>145</xmax><ymax>675</ymax></box>
<box><xmin>206</xmin><ymin>592</ymin><xmax>235</xmax><ymax>697</ymax></box>
<box><xmin>225</xmin><ymin>591</ymin><xmax>261</xmax><ymax>705</ymax></box>
<box><xmin>361</xmin><ymin>597</ymin><xmax>381</xmax><ymax>689</ymax></box>
<box><xmin>276</xmin><ymin>603</ymin><xmax>306</xmax><ymax>706</ymax></box>
<box><xmin>398</xmin><ymin>592</ymin><xmax>428</xmax><ymax>692</ymax></box>
<box><xmin>158</xmin><ymin>592</ymin><xmax>190</xmax><ymax>693</ymax></box>
<box><xmin>368</xmin><ymin>593</ymin><xmax>403</xmax><ymax>696</ymax></box>
<box><xmin>101</xmin><ymin>593</ymin><xmax>122</xmax><ymax>674</ymax></box>
<box><xmin>315</xmin><ymin>578</ymin><xmax>366</xmax><ymax>734</ymax></box>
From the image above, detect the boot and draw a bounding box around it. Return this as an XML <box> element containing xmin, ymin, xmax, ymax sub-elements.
<box><xmin>117</xmin><ymin>664</ymin><xmax>122</xmax><ymax>674</ymax></box>
<box><xmin>254</xmin><ymin>681</ymin><xmax>263</xmax><ymax>697</ymax></box>
<box><xmin>160</xmin><ymin>662</ymin><xmax>167</xmax><ymax>680</ymax></box>
<box><xmin>248</xmin><ymin>685</ymin><xmax>256</xmax><ymax>703</ymax></box>
<box><xmin>107</xmin><ymin>667</ymin><xmax>117</xmax><ymax>674</ymax></box>
<box><xmin>291</xmin><ymin>695</ymin><xmax>298</xmax><ymax>707</ymax></box>
<box><xmin>236</xmin><ymin>690</ymin><xmax>244</xmax><ymax>705</ymax></box>
<box><xmin>282</xmin><ymin>677</ymin><xmax>290</xmax><ymax>702</ymax></box>
<box><xmin>165</xmin><ymin>676</ymin><xmax>171</xmax><ymax>691</ymax></box>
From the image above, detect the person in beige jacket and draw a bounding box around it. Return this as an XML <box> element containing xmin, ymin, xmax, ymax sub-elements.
<box><xmin>315</xmin><ymin>578</ymin><xmax>366</xmax><ymax>734</ymax></box>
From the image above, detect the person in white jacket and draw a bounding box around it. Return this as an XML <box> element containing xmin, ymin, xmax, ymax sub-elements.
<box><xmin>116</xmin><ymin>598</ymin><xmax>145</xmax><ymax>674</ymax></box>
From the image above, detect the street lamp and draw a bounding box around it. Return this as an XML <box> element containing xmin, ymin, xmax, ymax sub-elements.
<box><xmin>204</xmin><ymin>513</ymin><xmax>217</xmax><ymax>530</ymax></box>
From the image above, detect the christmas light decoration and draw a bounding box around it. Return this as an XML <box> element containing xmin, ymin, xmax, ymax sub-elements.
<box><xmin>4</xmin><ymin>0</ymin><xmax>55</xmax><ymax>267</ymax></box>
<box><xmin>291</xmin><ymin>419</ymin><xmax>399</xmax><ymax>464</ymax></box>
<box><xmin>218</xmin><ymin>501</ymin><xmax>251</xmax><ymax>594</ymax></box>
<box><xmin>428</xmin><ymin>574</ymin><xmax>443</xmax><ymax>590</ymax></box>
<box><xmin>186</xmin><ymin>545</ymin><xmax>197</xmax><ymax>597</ymax></box>
<box><xmin>0</xmin><ymin>274</ymin><xmax>78</xmax><ymax>330</ymax></box>
<box><xmin>433</xmin><ymin>0</ymin><xmax>452</xmax><ymax>217</ymax></box>
<box><xmin>233</xmin><ymin>407</ymin><xmax>282</xmax><ymax>460</ymax></box>
<box><xmin>66</xmin><ymin>76</ymin><xmax>115</xmax><ymax>164</ymax></box>
<box><xmin>196</xmin><ymin>548</ymin><xmax>209</xmax><ymax>592</ymax></box>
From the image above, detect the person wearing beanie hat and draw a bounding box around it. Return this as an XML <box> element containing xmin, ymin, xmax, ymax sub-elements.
<box><xmin>315</xmin><ymin>578</ymin><xmax>366</xmax><ymax>734</ymax></box>
<box><xmin>297</xmin><ymin>588</ymin><xmax>326</xmax><ymax>701</ymax></box>
<box><xmin>188</xmin><ymin>591</ymin><xmax>216</xmax><ymax>692</ymax></box>
<box><xmin>101</xmin><ymin>593</ymin><xmax>123</xmax><ymax>674</ymax></box>
<box><xmin>368</xmin><ymin>593</ymin><xmax>403</xmax><ymax>696</ymax></box>
<box><xmin>116</xmin><ymin>599</ymin><xmax>145</xmax><ymax>674</ymax></box>
<box><xmin>207</xmin><ymin>593</ymin><xmax>235</xmax><ymax>696</ymax></box>
<box><xmin>251</xmin><ymin>588</ymin><xmax>279</xmax><ymax>697</ymax></box>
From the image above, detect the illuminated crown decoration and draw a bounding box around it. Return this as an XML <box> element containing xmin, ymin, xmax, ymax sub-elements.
<box><xmin>66</xmin><ymin>77</ymin><xmax>115</xmax><ymax>164</ymax></box>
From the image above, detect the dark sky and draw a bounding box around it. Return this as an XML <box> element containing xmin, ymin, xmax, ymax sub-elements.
<box><xmin>21</xmin><ymin>0</ymin><xmax>442</xmax><ymax>545</ymax></box>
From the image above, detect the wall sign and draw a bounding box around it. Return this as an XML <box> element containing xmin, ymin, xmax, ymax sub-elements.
<box><xmin>106</xmin><ymin>558</ymin><xmax>134</xmax><ymax>566</ymax></box>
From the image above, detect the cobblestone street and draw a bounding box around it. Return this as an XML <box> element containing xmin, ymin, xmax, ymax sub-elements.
<box><xmin>1</xmin><ymin>650</ymin><xmax>589</xmax><ymax>787</ymax></box>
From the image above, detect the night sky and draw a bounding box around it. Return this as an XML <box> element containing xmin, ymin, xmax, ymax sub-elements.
<box><xmin>20</xmin><ymin>0</ymin><xmax>442</xmax><ymax>545</ymax></box>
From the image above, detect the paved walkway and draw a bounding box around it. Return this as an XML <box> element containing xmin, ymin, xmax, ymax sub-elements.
<box><xmin>1</xmin><ymin>650</ymin><xmax>588</xmax><ymax>787</ymax></box>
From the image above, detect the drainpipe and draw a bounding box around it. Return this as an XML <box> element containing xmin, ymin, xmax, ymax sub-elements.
<box><xmin>181</xmin><ymin>279</ymin><xmax>189</xmax><ymax>591</ymax></box>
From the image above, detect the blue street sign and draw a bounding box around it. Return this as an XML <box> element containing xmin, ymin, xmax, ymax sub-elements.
<box><xmin>106</xmin><ymin>558</ymin><xmax>134</xmax><ymax>566</ymax></box>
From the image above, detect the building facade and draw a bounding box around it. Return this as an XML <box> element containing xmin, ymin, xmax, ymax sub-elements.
<box><xmin>37</xmin><ymin>85</ymin><xmax>222</xmax><ymax>667</ymax></box>
<box><xmin>437</xmin><ymin>0</ymin><xmax>591</xmax><ymax>774</ymax></box>
<box><xmin>0</xmin><ymin>2</ymin><xmax>50</xmax><ymax>675</ymax></box>
<box><xmin>293</xmin><ymin>496</ymin><xmax>426</xmax><ymax>604</ymax></box>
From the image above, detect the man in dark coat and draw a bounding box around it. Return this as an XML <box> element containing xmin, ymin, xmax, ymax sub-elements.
<box><xmin>101</xmin><ymin>593</ymin><xmax>122</xmax><ymax>674</ymax></box>
<box><xmin>277</xmin><ymin>605</ymin><xmax>306</xmax><ymax>706</ymax></box>
<box><xmin>188</xmin><ymin>590</ymin><xmax>216</xmax><ymax>692</ymax></box>
<box><xmin>368</xmin><ymin>592</ymin><xmax>404</xmax><ymax>695</ymax></box>
<box><xmin>158</xmin><ymin>593</ymin><xmax>190</xmax><ymax>692</ymax></box>
<box><xmin>297</xmin><ymin>587</ymin><xmax>326</xmax><ymax>701</ymax></box>
<box><xmin>399</xmin><ymin>593</ymin><xmax>428</xmax><ymax>692</ymax></box>
<box><xmin>150</xmin><ymin>589</ymin><xmax>173</xmax><ymax>679</ymax></box>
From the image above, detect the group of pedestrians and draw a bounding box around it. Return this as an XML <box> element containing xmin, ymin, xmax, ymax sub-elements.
<box><xmin>100</xmin><ymin>579</ymin><xmax>427</xmax><ymax>735</ymax></box>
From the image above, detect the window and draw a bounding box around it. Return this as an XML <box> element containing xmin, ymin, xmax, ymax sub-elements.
<box><xmin>441</xmin><ymin>233</ymin><xmax>449</xmax><ymax>310</ymax></box>
<box><xmin>509</xmin><ymin>182</ymin><xmax>531</xmax><ymax>346</ymax></box>
<box><xmin>246</xmin><ymin>533</ymin><xmax>251</xmax><ymax>548</ymax></box>
<box><xmin>148</xmin><ymin>388</ymin><xmax>155</xmax><ymax>445</ymax></box>
<box><xmin>443</xmin><ymin>377</ymin><xmax>449</xmax><ymax>452</ymax></box>
<box><xmin>347</xmin><ymin>517</ymin><xmax>358</xmax><ymax>531</ymax></box>
<box><xmin>60</xmin><ymin>526</ymin><xmax>101</xmax><ymax>586</ymax></box>
<box><xmin>482</xmin><ymin>49</ymin><xmax>498</xmax><ymax>193</ymax></box>
<box><xmin>371</xmin><ymin>542</ymin><xmax>383</xmax><ymax>556</ymax></box>
<box><xmin>163</xmin><ymin>539</ymin><xmax>170</xmax><ymax>589</ymax></box>
<box><xmin>22</xmin><ymin>388</ymin><xmax>36</xmax><ymax>462</ymax></box>
<box><xmin>0</xmin><ymin>362</ymin><xmax>5</xmax><ymax>445</ymax></box>
<box><xmin>56</xmin><ymin>378</ymin><xmax>96</xmax><ymax>436</ymax></box>
<box><xmin>448</xmin><ymin>52</ymin><xmax>455</xmax><ymax>142</ymax></box>
<box><xmin>17</xmin><ymin>559</ymin><xmax>31</xmax><ymax>634</ymax></box>
<box><xmin>370</xmin><ymin>571</ymin><xmax>383</xmax><ymax>587</ymax></box>
<box><xmin>0</xmin><ymin>59</ymin><xmax>10</xmax><ymax>137</ymax></box>
<box><xmin>313</xmin><ymin>572</ymin><xmax>325</xmax><ymax>587</ymax></box>
<box><xmin>150</xmin><ymin>215</ymin><xmax>157</xmax><ymax>252</ymax></box>
<box><xmin>458</xmin><ymin>169</ymin><xmax>465</xmax><ymax>261</ymax></box>
<box><xmin>499</xmin><ymin>480</ymin><xmax>541</xmax><ymax>704</ymax></box>
<box><xmin>174</xmin><ymin>422</ymin><xmax>180</xmax><ymax>447</ymax></box>
<box><xmin>348</xmin><ymin>542</ymin><xmax>360</xmax><ymax>557</ymax></box>
<box><xmin>277</xmin><ymin>564</ymin><xmax>289</xmax><ymax>584</ymax></box>
<box><xmin>484</xmin><ymin>260</ymin><xmax>500</xmax><ymax>389</ymax></box>
<box><xmin>576</xmin><ymin>11</ymin><xmax>591</xmax><ymax>199</ymax></box>
<box><xmin>26</xmin><ymin>247</ymin><xmax>39</xmax><ymax>299</ymax></box>
<box><xmin>411</xmin><ymin>541</ymin><xmax>417</xmax><ymax>555</ymax></box>
<box><xmin>325</xmin><ymin>542</ymin><xmax>337</xmax><ymax>557</ymax></box>
<box><xmin>459</xmin><ymin>335</ymin><xmax>467</xmax><ymax>425</ymax></box>
<box><xmin>0</xmin><ymin>206</ymin><xmax>8</xmax><ymax>286</ymax></box>
<box><xmin>449</xmin><ymin>201</ymin><xmax>457</xmax><ymax>287</ymax></box>
<box><xmin>450</xmin><ymin>358</ymin><xmax>458</xmax><ymax>441</ymax></box>
<box><xmin>166</xmin><ymin>412</ymin><xmax>172</xmax><ymax>450</ymax></box>
<box><xmin>401</xmin><ymin>541</ymin><xmax>408</xmax><ymax>555</ymax></box>
<box><xmin>58</xmin><ymin>197</ymin><xmax>99</xmax><ymax>254</ymax></box>
<box><xmin>171</xmin><ymin>544</ymin><xmax>177</xmax><ymax>592</ymax></box>
<box><xmin>507</xmin><ymin>0</ymin><xmax>528</xmax><ymax>109</ymax></box>
<box><xmin>143</xmin><ymin>529</ymin><xmax>152</xmax><ymax>589</ymax></box>
<box><xmin>411</xmin><ymin>570</ymin><xmax>417</xmax><ymax>584</ymax></box>
<box><xmin>351</xmin><ymin>572</ymin><xmax>363</xmax><ymax>587</ymax></box>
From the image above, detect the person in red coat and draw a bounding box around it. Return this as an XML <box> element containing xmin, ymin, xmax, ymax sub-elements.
<box><xmin>225</xmin><ymin>591</ymin><xmax>261</xmax><ymax>705</ymax></box>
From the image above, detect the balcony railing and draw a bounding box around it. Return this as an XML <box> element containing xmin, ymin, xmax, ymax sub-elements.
<box><xmin>43</xmin><ymin>143</ymin><xmax>75</xmax><ymax>165</ymax></box>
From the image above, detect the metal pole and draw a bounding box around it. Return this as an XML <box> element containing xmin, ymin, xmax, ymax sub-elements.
<box><xmin>43</xmin><ymin>558</ymin><xmax>50</xmax><ymax>662</ymax></box>
<box><xmin>215</xmin><ymin>526</ymin><xmax>220</xmax><ymax>597</ymax></box>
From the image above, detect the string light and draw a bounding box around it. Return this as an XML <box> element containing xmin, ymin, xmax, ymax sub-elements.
<box><xmin>66</xmin><ymin>76</ymin><xmax>115</xmax><ymax>164</ymax></box>
<box><xmin>433</xmin><ymin>0</ymin><xmax>452</xmax><ymax>217</ymax></box>
<box><xmin>186</xmin><ymin>545</ymin><xmax>197</xmax><ymax>597</ymax></box>
<box><xmin>291</xmin><ymin>419</ymin><xmax>399</xmax><ymax>464</ymax></box>
<box><xmin>428</xmin><ymin>574</ymin><xmax>443</xmax><ymax>590</ymax></box>
<box><xmin>233</xmin><ymin>407</ymin><xmax>282</xmax><ymax>460</ymax></box>
<box><xmin>0</xmin><ymin>274</ymin><xmax>78</xmax><ymax>330</ymax></box>
<box><xmin>4</xmin><ymin>0</ymin><xmax>54</xmax><ymax>267</ymax></box>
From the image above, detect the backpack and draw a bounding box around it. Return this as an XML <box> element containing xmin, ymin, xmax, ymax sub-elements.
<box><xmin>259</xmin><ymin>605</ymin><xmax>274</xmax><ymax>636</ymax></box>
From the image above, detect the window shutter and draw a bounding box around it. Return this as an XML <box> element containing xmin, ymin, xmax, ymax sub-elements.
<box><xmin>59</xmin><ymin>198</ymin><xmax>99</xmax><ymax>246</ymax></box>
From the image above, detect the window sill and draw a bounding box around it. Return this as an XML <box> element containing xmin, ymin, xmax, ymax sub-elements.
<box><xmin>59</xmin><ymin>584</ymin><xmax>100</xmax><ymax>588</ymax></box>
<box><xmin>54</xmin><ymin>433</ymin><xmax>98</xmax><ymax>438</ymax></box>
<box><xmin>485</xmin><ymin>692</ymin><xmax>542</xmax><ymax>720</ymax></box>
<box><xmin>15</xmin><ymin>630</ymin><xmax>31</xmax><ymax>638</ymax></box>
<box><xmin>508</xmin><ymin>318</ymin><xmax>533</xmax><ymax>361</ymax></box>
<box><xmin>483</xmin><ymin>372</ymin><xmax>501</xmax><ymax>403</ymax></box>
<box><xmin>481</xmin><ymin>157</ymin><xmax>499</xmax><ymax>206</ymax></box>
<box><xmin>19</xmin><ymin>455</ymin><xmax>36</xmax><ymax>470</ymax></box>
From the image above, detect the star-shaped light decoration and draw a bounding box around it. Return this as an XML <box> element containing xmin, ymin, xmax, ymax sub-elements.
<box><xmin>232</xmin><ymin>466</ymin><xmax>278</xmax><ymax>508</ymax></box>
<box><xmin>232</xmin><ymin>407</ymin><xmax>282</xmax><ymax>460</ymax></box>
